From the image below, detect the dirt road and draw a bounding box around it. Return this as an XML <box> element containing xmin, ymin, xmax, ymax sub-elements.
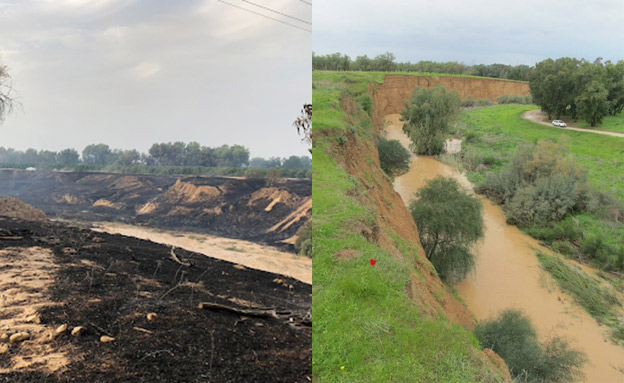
<box><xmin>522</xmin><ymin>109</ymin><xmax>624</xmax><ymax>138</ymax></box>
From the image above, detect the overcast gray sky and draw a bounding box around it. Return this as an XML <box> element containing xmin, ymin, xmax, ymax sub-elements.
<box><xmin>314</xmin><ymin>0</ymin><xmax>624</xmax><ymax>66</ymax></box>
<box><xmin>0</xmin><ymin>0</ymin><xmax>311</xmax><ymax>158</ymax></box>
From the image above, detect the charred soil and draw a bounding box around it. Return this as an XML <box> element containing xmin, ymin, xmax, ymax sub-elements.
<box><xmin>0</xmin><ymin>171</ymin><xmax>311</xmax><ymax>248</ymax></box>
<box><xmin>0</xmin><ymin>217</ymin><xmax>311</xmax><ymax>382</ymax></box>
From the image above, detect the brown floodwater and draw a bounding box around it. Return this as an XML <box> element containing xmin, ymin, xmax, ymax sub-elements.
<box><xmin>384</xmin><ymin>114</ymin><xmax>624</xmax><ymax>382</ymax></box>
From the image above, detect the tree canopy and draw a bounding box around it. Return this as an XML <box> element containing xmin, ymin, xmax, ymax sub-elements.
<box><xmin>400</xmin><ymin>86</ymin><xmax>461</xmax><ymax>155</ymax></box>
<box><xmin>409</xmin><ymin>176</ymin><xmax>484</xmax><ymax>283</ymax></box>
<box><xmin>529</xmin><ymin>57</ymin><xmax>624</xmax><ymax>125</ymax></box>
<box><xmin>313</xmin><ymin>52</ymin><xmax>532</xmax><ymax>81</ymax></box>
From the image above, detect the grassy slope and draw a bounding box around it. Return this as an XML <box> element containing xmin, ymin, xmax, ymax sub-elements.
<box><xmin>313</xmin><ymin>72</ymin><xmax>502</xmax><ymax>382</ymax></box>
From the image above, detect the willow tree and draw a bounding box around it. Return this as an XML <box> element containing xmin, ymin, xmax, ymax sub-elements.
<box><xmin>409</xmin><ymin>176</ymin><xmax>484</xmax><ymax>283</ymax></box>
<box><xmin>400</xmin><ymin>86</ymin><xmax>460</xmax><ymax>155</ymax></box>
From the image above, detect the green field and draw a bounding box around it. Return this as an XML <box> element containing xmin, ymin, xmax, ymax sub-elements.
<box><xmin>451</xmin><ymin>104</ymin><xmax>624</xmax><ymax>269</ymax></box>
<box><xmin>575</xmin><ymin>110</ymin><xmax>624</xmax><ymax>134</ymax></box>
<box><xmin>312</xmin><ymin>72</ymin><xmax>504</xmax><ymax>382</ymax></box>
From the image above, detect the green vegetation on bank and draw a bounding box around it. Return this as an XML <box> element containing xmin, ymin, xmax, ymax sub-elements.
<box><xmin>313</xmin><ymin>52</ymin><xmax>531</xmax><ymax>81</ymax></box>
<box><xmin>313</xmin><ymin>71</ymin><xmax>503</xmax><ymax>382</ymax></box>
<box><xmin>536</xmin><ymin>253</ymin><xmax>621</xmax><ymax>337</ymax></box>
<box><xmin>475</xmin><ymin>309</ymin><xmax>586</xmax><ymax>383</ymax></box>
<box><xmin>448</xmin><ymin>105</ymin><xmax>623</xmax><ymax>270</ymax></box>
<box><xmin>376</xmin><ymin>138</ymin><xmax>411</xmax><ymax>176</ymax></box>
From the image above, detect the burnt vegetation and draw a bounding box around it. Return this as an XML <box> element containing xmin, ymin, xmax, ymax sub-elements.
<box><xmin>0</xmin><ymin>217</ymin><xmax>311</xmax><ymax>382</ymax></box>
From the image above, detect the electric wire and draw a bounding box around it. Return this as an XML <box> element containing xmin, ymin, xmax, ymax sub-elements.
<box><xmin>216</xmin><ymin>0</ymin><xmax>311</xmax><ymax>32</ymax></box>
<box><xmin>241</xmin><ymin>0</ymin><xmax>311</xmax><ymax>25</ymax></box>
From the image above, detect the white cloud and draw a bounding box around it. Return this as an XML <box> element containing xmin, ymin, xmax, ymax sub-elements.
<box><xmin>131</xmin><ymin>61</ymin><xmax>161</xmax><ymax>79</ymax></box>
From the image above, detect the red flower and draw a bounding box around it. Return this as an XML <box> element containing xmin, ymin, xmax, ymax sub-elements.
<box><xmin>370</xmin><ymin>259</ymin><xmax>377</xmax><ymax>266</ymax></box>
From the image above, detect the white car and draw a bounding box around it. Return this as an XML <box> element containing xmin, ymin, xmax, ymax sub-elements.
<box><xmin>552</xmin><ymin>120</ymin><xmax>567</xmax><ymax>127</ymax></box>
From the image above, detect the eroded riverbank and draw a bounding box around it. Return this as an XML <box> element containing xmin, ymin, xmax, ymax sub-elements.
<box><xmin>384</xmin><ymin>113</ymin><xmax>624</xmax><ymax>382</ymax></box>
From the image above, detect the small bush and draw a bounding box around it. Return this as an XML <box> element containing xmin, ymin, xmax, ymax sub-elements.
<box><xmin>463</xmin><ymin>131</ymin><xmax>481</xmax><ymax>144</ymax></box>
<box><xmin>475</xmin><ymin>98</ymin><xmax>493</xmax><ymax>106</ymax></box>
<box><xmin>461</xmin><ymin>95</ymin><xmax>476</xmax><ymax>107</ymax></box>
<box><xmin>376</xmin><ymin>138</ymin><xmax>411</xmax><ymax>176</ymax></box>
<box><xmin>497</xmin><ymin>94</ymin><xmax>533</xmax><ymax>104</ymax></box>
<box><xmin>357</xmin><ymin>94</ymin><xmax>373</xmax><ymax>117</ymax></box>
<box><xmin>475</xmin><ymin>309</ymin><xmax>586</xmax><ymax>383</ymax></box>
<box><xmin>294</xmin><ymin>220</ymin><xmax>312</xmax><ymax>256</ymax></box>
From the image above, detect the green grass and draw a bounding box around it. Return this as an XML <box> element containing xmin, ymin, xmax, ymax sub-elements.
<box><xmin>536</xmin><ymin>252</ymin><xmax>623</xmax><ymax>340</ymax></box>
<box><xmin>575</xmin><ymin>110</ymin><xmax>624</xmax><ymax>134</ymax></box>
<box><xmin>313</xmin><ymin>73</ymin><xmax>503</xmax><ymax>382</ymax></box>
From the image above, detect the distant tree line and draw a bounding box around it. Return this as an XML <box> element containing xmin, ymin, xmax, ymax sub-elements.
<box><xmin>312</xmin><ymin>52</ymin><xmax>531</xmax><ymax>81</ymax></box>
<box><xmin>0</xmin><ymin>142</ymin><xmax>311</xmax><ymax>170</ymax></box>
<box><xmin>529</xmin><ymin>58</ymin><xmax>624</xmax><ymax>126</ymax></box>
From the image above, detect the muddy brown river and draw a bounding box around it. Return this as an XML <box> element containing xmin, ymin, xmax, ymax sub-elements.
<box><xmin>384</xmin><ymin>114</ymin><xmax>624</xmax><ymax>382</ymax></box>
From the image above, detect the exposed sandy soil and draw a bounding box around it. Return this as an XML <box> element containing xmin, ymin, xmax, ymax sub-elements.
<box><xmin>522</xmin><ymin>109</ymin><xmax>624</xmax><ymax>138</ymax></box>
<box><xmin>0</xmin><ymin>217</ymin><xmax>311</xmax><ymax>382</ymax></box>
<box><xmin>0</xmin><ymin>197</ymin><xmax>46</xmax><ymax>222</ymax></box>
<box><xmin>0</xmin><ymin>246</ymin><xmax>69</xmax><ymax>373</ymax></box>
<box><xmin>90</xmin><ymin>222</ymin><xmax>311</xmax><ymax>284</ymax></box>
<box><xmin>385</xmin><ymin>113</ymin><xmax>624</xmax><ymax>383</ymax></box>
<box><xmin>372</xmin><ymin>75</ymin><xmax>530</xmax><ymax>129</ymax></box>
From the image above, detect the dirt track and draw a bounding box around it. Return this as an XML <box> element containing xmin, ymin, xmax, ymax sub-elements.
<box><xmin>0</xmin><ymin>217</ymin><xmax>311</xmax><ymax>382</ymax></box>
<box><xmin>522</xmin><ymin>109</ymin><xmax>624</xmax><ymax>138</ymax></box>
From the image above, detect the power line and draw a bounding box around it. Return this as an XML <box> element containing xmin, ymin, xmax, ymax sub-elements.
<box><xmin>241</xmin><ymin>0</ymin><xmax>311</xmax><ymax>25</ymax></box>
<box><xmin>216</xmin><ymin>0</ymin><xmax>311</xmax><ymax>32</ymax></box>
<box><xmin>299</xmin><ymin>0</ymin><xmax>311</xmax><ymax>5</ymax></box>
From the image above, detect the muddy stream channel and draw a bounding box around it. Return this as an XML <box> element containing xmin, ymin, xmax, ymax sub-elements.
<box><xmin>384</xmin><ymin>114</ymin><xmax>624</xmax><ymax>382</ymax></box>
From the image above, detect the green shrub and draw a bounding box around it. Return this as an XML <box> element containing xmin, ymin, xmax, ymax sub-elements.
<box><xmin>475</xmin><ymin>309</ymin><xmax>586</xmax><ymax>383</ymax></box>
<box><xmin>505</xmin><ymin>175</ymin><xmax>580</xmax><ymax>225</ymax></box>
<box><xmin>376</xmin><ymin>138</ymin><xmax>411</xmax><ymax>176</ymax></box>
<box><xmin>409</xmin><ymin>176</ymin><xmax>483</xmax><ymax>283</ymax></box>
<box><xmin>463</xmin><ymin>131</ymin><xmax>481</xmax><ymax>144</ymax></box>
<box><xmin>294</xmin><ymin>220</ymin><xmax>312</xmax><ymax>256</ymax></box>
<box><xmin>357</xmin><ymin>94</ymin><xmax>373</xmax><ymax>117</ymax></box>
<box><xmin>476</xmin><ymin>169</ymin><xmax>524</xmax><ymax>204</ymax></box>
<box><xmin>461</xmin><ymin>95</ymin><xmax>476</xmax><ymax>107</ymax></box>
<box><xmin>475</xmin><ymin>98</ymin><xmax>493</xmax><ymax>107</ymax></box>
<box><xmin>497</xmin><ymin>94</ymin><xmax>534</xmax><ymax>104</ymax></box>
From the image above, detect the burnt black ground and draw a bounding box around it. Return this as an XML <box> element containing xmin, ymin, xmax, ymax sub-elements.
<box><xmin>0</xmin><ymin>170</ymin><xmax>311</xmax><ymax>248</ymax></box>
<box><xmin>0</xmin><ymin>217</ymin><xmax>311</xmax><ymax>382</ymax></box>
